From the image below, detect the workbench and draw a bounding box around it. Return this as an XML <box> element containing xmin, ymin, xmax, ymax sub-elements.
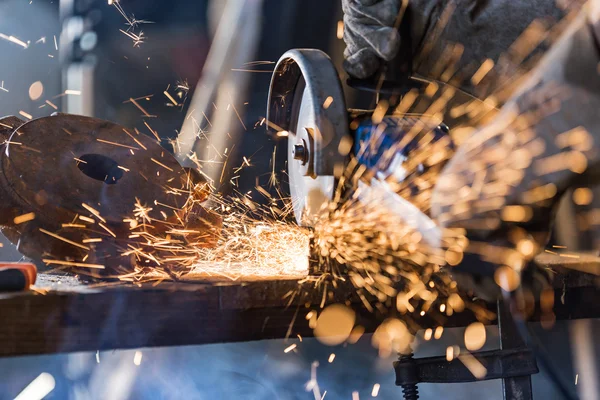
<box><xmin>0</xmin><ymin>253</ymin><xmax>597</xmax><ymax>358</ymax></box>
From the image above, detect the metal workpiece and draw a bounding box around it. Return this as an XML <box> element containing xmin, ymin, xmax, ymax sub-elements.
<box><xmin>0</xmin><ymin>113</ymin><xmax>220</xmax><ymax>271</ymax></box>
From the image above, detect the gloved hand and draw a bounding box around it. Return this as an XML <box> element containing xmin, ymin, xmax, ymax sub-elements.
<box><xmin>342</xmin><ymin>0</ymin><xmax>402</xmax><ymax>79</ymax></box>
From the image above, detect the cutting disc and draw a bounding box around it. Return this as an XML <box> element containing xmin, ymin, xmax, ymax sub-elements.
<box><xmin>267</xmin><ymin>49</ymin><xmax>350</xmax><ymax>226</ymax></box>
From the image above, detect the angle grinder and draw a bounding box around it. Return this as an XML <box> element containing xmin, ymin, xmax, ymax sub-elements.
<box><xmin>266</xmin><ymin>49</ymin><xmax>454</xmax><ymax>247</ymax></box>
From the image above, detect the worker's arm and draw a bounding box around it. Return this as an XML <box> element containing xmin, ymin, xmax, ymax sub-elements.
<box><xmin>431</xmin><ymin>2</ymin><xmax>600</xmax><ymax>290</ymax></box>
<box><xmin>343</xmin><ymin>0</ymin><xmax>566</xmax><ymax>91</ymax></box>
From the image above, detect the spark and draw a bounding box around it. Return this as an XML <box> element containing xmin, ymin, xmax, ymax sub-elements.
<box><xmin>559</xmin><ymin>253</ymin><xmax>581</xmax><ymax>259</ymax></box>
<box><xmin>151</xmin><ymin>157</ymin><xmax>174</xmax><ymax>172</ymax></box>
<box><xmin>464</xmin><ymin>322</ymin><xmax>486</xmax><ymax>351</ymax></box>
<box><xmin>371</xmin><ymin>384</ymin><xmax>380</xmax><ymax>397</ymax></box>
<box><xmin>328</xmin><ymin>353</ymin><xmax>335</xmax><ymax>363</ymax></box>
<box><xmin>123</xmin><ymin>95</ymin><xmax>154</xmax><ymax>105</ymax></box>
<box><xmin>62</xmin><ymin>224</ymin><xmax>86</xmax><ymax>228</ymax></box>
<box><xmin>231</xmin><ymin>68</ymin><xmax>273</xmax><ymax>73</ymax></box>
<box><xmin>39</xmin><ymin>228</ymin><xmax>89</xmax><ymax>250</ymax></box>
<box><xmin>123</xmin><ymin>128</ymin><xmax>147</xmax><ymax>150</ymax></box>
<box><xmin>42</xmin><ymin>260</ymin><xmax>105</xmax><ymax>269</ymax></box>
<box><xmin>65</xmin><ymin>89</ymin><xmax>81</xmax><ymax>95</ymax></box>
<box><xmin>53</xmin><ymin>35</ymin><xmax>57</xmax><ymax>50</ymax></box>
<box><xmin>133</xmin><ymin>351</ymin><xmax>143</xmax><ymax>366</ymax></box>
<box><xmin>81</xmin><ymin>203</ymin><xmax>106</xmax><ymax>223</ymax></box>
<box><xmin>14</xmin><ymin>373</ymin><xmax>55</xmax><ymax>400</ymax></box>
<box><xmin>458</xmin><ymin>353</ymin><xmax>487</xmax><ymax>379</ymax></box>
<box><xmin>0</xmin><ymin>33</ymin><xmax>28</xmax><ymax>49</ymax></box>
<box><xmin>471</xmin><ymin>58</ymin><xmax>495</xmax><ymax>85</ymax></box>
<box><xmin>284</xmin><ymin>344</ymin><xmax>297</xmax><ymax>353</ymax></box>
<box><xmin>45</xmin><ymin>100</ymin><xmax>58</xmax><ymax>109</ymax></box>
<box><xmin>97</xmin><ymin>138</ymin><xmax>139</xmax><ymax>150</ymax></box>
<box><xmin>13</xmin><ymin>212</ymin><xmax>35</xmax><ymax>224</ymax></box>
<box><xmin>268</xmin><ymin>147</ymin><xmax>279</xmax><ymax>187</ymax></box>
<box><xmin>337</xmin><ymin>21</ymin><xmax>344</xmax><ymax>39</ymax></box>
<box><xmin>424</xmin><ymin>328</ymin><xmax>433</xmax><ymax>341</ymax></box>
<box><xmin>119</xmin><ymin>29</ymin><xmax>145</xmax><ymax>47</ymax></box>
<box><xmin>144</xmin><ymin>121</ymin><xmax>161</xmax><ymax>141</ymax></box>
<box><xmin>99</xmin><ymin>223</ymin><xmax>117</xmax><ymax>238</ymax></box>
<box><xmin>19</xmin><ymin>111</ymin><xmax>32</xmax><ymax>120</ymax></box>
<box><xmin>229</xmin><ymin>96</ymin><xmax>247</xmax><ymax>131</ymax></box>
<box><xmin>164</xmin><ymin>90</ymin><xmax>178</xmax><ymax>106</ymax></box>
<box><xmin>133</xmin><ymin>198</ymin><xmax>153</xmax><ymax>223</ymax></box>
<box><xmin>129</xmin><ymin>97</ymin><xmax>153</xmax><ymax>117</ymax></box>
<box><xmin>201</xmin><ymin>111</ymin><xmax>213</xmax><ymax>127</ymax></box>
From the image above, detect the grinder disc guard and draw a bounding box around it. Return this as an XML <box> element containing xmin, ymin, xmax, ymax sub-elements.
<box><xmin>267</xmin><ymin>49</ymin><xmax>350</xmax><ymax>226</ymax></box>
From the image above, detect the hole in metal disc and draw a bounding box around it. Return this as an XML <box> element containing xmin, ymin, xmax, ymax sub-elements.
<box><xmin>77</xmin><ymin>153</ymin><xmax>123</xmax><ymax>184</ymax></box>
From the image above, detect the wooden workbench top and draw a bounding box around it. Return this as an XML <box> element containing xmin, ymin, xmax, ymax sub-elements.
<box><xmin>0</xmin><ymin>253</ymin><xmax>597</xmax><ymax>358</ymax></box>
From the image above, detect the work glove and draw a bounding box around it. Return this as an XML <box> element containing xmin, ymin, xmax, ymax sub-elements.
<box><xmin>342</xmin><ymin>0</ymin><xmax>402</xmax><ymax>79</ymax></box>
<box><xmin>342</xmin><ymin>0</ymin><xmax>566</xmax><ymax>94</ymax></box>
<box><xmin>431</xmin><ymin>4</ymin><xmax>600</xmax><ymax>300</ymax></box>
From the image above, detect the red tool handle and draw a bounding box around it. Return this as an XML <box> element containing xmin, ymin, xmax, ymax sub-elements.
<box><xmin>0</xmin><ymin>263</ymin><xmax>37</xmax><ymax>291</ymax></box>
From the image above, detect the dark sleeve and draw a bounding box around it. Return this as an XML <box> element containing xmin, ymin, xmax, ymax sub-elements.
<box><xmin>409</xmin><ymin>0</ymin><xmax>567</xmax><ymax>93</ymax></box>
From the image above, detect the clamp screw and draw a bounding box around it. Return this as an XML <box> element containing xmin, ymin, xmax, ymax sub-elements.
<box><xmin>399</xmin><ymin>353</ymin><xmax>419</xmax><ymax>400</ymax></box>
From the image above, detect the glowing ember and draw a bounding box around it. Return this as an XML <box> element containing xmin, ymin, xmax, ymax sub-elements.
<box><xmin>314</xmin><ymin>304</ymin><xmax>356</xmax><ymax>346</ymax></box>
<box><xmin>464</xmin><ymin>322</ymin><xmax>487</xmax><ymax>351</ymax></box>
<box><xmin>372</xmin><ymin>318</ymin><xmax>412</xmax><ymax>357</ymax></box>
<box><xmin>187</xmin><ymin>215</ymin><xmax>309</xmax><ymax>280</ymax></box>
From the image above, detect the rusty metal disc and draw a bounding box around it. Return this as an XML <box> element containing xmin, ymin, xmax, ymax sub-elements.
<box><xmin>1</xmin><ymin>114</ymin><xmax>187</xmax><ymax>225</ymax></box>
